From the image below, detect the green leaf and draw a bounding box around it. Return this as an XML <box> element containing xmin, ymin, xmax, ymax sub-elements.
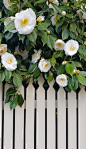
<box><xmin>37</xmin><ymin>23</ymin><xmax>48</xmax><ymax>31</ymax></box>
<box><xmin>13</xmin><ymin>74</ymin><xmax>22</xmax><ymax>88</ymax></box>
<box><xmin>70</xmin><ymin>23</ymin><xmax>76</xmax><ymax>33</ymax></box>
<box><xmin>19</xmin><ymin>65</ymin><xmax>27</xmax><ymax>71</ymax></box>
<box><xmin>11</xmin><ymin>4</ymin><xmax>18</xmax><ymax>14</ymax></box>
<box><xmin>5</xmin><ymin>69</ymin><xmax>12</xmax><ymax>82</ymax></box>
<box><xmin>33</xmin><ymin>67</ymin><xmax>40</xmax><ymax>78</ymax></box>
<box><xmin>0</xmin><ymin>33</ymin><xmax>3</xmax><ymax>44</ymax></box>
<box><xmin>77</xmin><ymin>74</ymin><xmax>86</xmax><ymax>86</ymax></box>
<box><xmin>10</xmin><ymin>96</ymin><xmax>17</xmax><ymax>110</ymax></box>
<box><xmin>70</xmin><ymin>31</ymin><xmax>76</xmax><ymax>39</ymax></box>
<box><xmin>56</xmin><ymin>18</ymin><xmax>63</xmax><ymax>28</ymax></box>
<box><xmin>41</xmin><ymin>32</ymin><xmax>48</xmax><ymax>46</ymax></box>
<box><xmin>80</xmin><ymin>71</ymin><xmax>86</xmax><ymax>77</ymax></box>
<box><xmin>4</xmin><ymin>21</ymin><xmax>15</xmax><ymax>33</ymax></box>
<box><xmin>26</xmin><ymin>2</ymin><xmax>36</xmax><ymax>13</ymax></box>
<box><xmin>66</xmin><ymin>14</ymin><xmax>73</xmax><ymax>18</ymax></box>
<box><xmin>27</xmin><ymin>29</ymin><xmax>37</xmax><ymax>44</ymax></box>
<box><xmin>34</xmin><ymin>0</ymin><xmax>47</xmax><ymax>5</ymax></box>
<box><xmin>5</xmin><ymin>95</ymin><xmax>13</xmax><ymax>104</ymax></box>
<box><xmin>28</xmin><ymin>63</ymin><xmax>37</xmax><ymax>74</ymax></box>
<box><xmin>48</xmin><ymin>71</ymin><xmax>53</xmax><ymax>82</ymax></box>
<box><xmin>47</xmin><ymin>35</ymin><xmax>55</xmax><ymax>50</ymax></box>
<box><xmin>65</xmin><ymin>63</ymin><xmax>74</xmax><ymax>75</ymax></box>
<box><xmin>17</xmin><ymin>94</ymin><xmax>24</xmax><ymax>107</ymax></box>
<box><xmin>52</xmin><ymin>3</ymin><xmax>62</xmax><ymax>13</ymax></box>
<box><xmin>6</xmin><ymin>88</ymin><xmax>17</xmax><ymax>96</ymax></box>
<box><xmin>50</xmin><ymin>57</ymin><xmax>56</xmax><ymax>66</ymax></box>
<box><xmin>18</xmin><ymin>34</ymin><xmax>25</xmax><ymax>43</ymax></box>
<box><xmin>62</xmin><ymin>28</ymin><xmax>69</xmax><ymax>40</ymax></box>
<box><xmin>57</xmin><ymin>64</ymin><xmax>64</xmax><ymax>75</ymax></box>
<box><xmin>10</xmin><ymin>0</ymin><xmax>18</xmax><ymax>4</ymax></box>
<box><xmin>0</xmin><ymin>71</ymin><xmax>5</xmax><ymax>83</ymax></box>
<box><xmin>5</xmin><ymin>32</ymin><xmax>13</xmax><ymax>41</ymax></box>
<box><xmin>72</xmin><ymin>61</ymin><xmax>82</xmax><ymax>68</ymax></box>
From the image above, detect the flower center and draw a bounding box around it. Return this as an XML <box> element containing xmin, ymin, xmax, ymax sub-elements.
<box><xmin>57</xmin><ymin>42</ymin><xmax>62</xmax><ymax>46</ymax></box>
<box><xmin>60</xmin><ymin>78</ymin><xmax>65</xmax><ymax>81</ymax></box>
<box><xmin>70</xmin><ymin>45</ymin><xmax>75</xmax><ymax>50</ymax></box>
<box><xmin>6</xmin><ymin>59</ymin><xmax>13</xmax><ymax>64</ymax></box>
<box><xmin>8</xmin><ymin>0</ymin><xmax>13</xmax><ymax>4</ymax></box>
<box><xmin>45</xmin><ymin>64</ymin><xmax>48</xmax><ymax>67</ymax></box>
<box><xmin>20</xmin><ymin>50</ymin><xmax>24</xmax><ymax>54</ymax></box>
<box><xmin>21</xmin><ymin>18</ymin><xmax>29</xmax><ymax>26</ymax></box>
<box><xmin>33</xmin><ymin>53</ymin><xmax>37</xmax><ymax>57</ymax></box>
<box><xmin>54</xmin><ymin>18</ymin><xmax>58</xmax><ymax>22</ymax></box>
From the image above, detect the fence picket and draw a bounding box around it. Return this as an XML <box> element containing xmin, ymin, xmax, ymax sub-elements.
<box><xmin>15</xmin><ymin>86</ymin><xmax>24</xmax><ymax>149</ymax></box>
<box><xmin>47</xmin><ymin>80</ymin><xmax>55</xmax><ymax>149</ymax></box>
<box><xmin>58</xmin><ymin>87</ymin><xmax>66</xmax><ymax>149</ymax></box>
<box><xmin>0</xmin><ymin>84</ymin><xmax>2</xmax><ymax>149</ymax></box>
<box><xmin>36</xmin><ymin>77</ymin><xmax>45</xmax><ymax>149</ymax></box>
<box><xmin>26</xmin><ymin>82</ymin><xmax>35</xmax><ymax>149</ymax></box>
<box><xmin>4</xmin><ymin>84</ymin><xmax>13</xmax><ymax>149</ymax></box>
<box><xmin>78</xmin><ymin>87</ymin><xmax>86</xmax><ymax>149</ymax></box>
<box><xmin>68</xmin><ymin>91</ymin><xmax>76</xmax><ymax>149</ymax></box>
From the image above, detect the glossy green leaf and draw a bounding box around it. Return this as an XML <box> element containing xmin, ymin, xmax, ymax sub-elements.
<box><xmin>13</xmin><ymin>74</ymin><xmax>22</xmax><ymax>88</ymax></box>
<box><xmin>65</xmin><ymin>63</ymin><xmax>74</xmax><ymax>75</ymax></box>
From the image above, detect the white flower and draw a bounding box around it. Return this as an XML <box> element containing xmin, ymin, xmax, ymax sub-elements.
<box><xmin>54</xmin><ymin>39</ymin><xmax>65</xmax><ymax>51</ymax></box>
<box><xmin>32</xmin><ymin>49</ymin><xmax>41</xmax><ymax>63</ymax></box>
<box><xmin>36</xmin><ymin>16</ymin><xmax>45</xmax><ymax>23</ymax></box>
<box><xmin>64</xmin><ymin>39</ymin><xmax>79</xmax><ymax>56</ymax></box>
<box><xmin>4</xmin><ymin>17</ymin><xmax>17</xmax><ymax>33</ymax></box>
<box><xmin>46</xmin><ymin>0</ymin><xmax>59</xmax><ymax>15</ymax></box>
<box><xmin>38</xmin><ymin>58</ymin><xmax>51</xmax><ymax>72</ymax></box>
<box><xmin>77</xmin><ymin>9</ymin><xmax>86</xmax><ymax>20</ymax></box>
<box><xmin>3</xmin><ymin>0</ymin><xmax>13</xmax><ymax>9</ymax></box>
<box><xmin>51</xmin><ymin>15</ymin><xmax>58</xmax><ymax>26</ymax></box>
<box><xmin>56</xmin><ymin>74</ymin><xmax>68</xmax><ymax>87</ymax></box>
<box><xmin>15</xmin><ymin>46</ymin><xmax>29</xmax><ymax>60</ymax></box>
<box><xmin>1</xmin><ymin>52</ymin><xmax>17</xmax><ymax>71</ymax></box>
<box><xmin>62</xmin><ymin>11</ymin><xmax>66</xmax><ymax>16</ymax></box>
<box><xmin>0</xmin><ymin>44</ymin><xmax>7</xmax><ymax>56</ymax></box>
<box><xmin>14</xmin><ymin>8</ymin><xmax>36</xmax><ymax>35</ymax></box>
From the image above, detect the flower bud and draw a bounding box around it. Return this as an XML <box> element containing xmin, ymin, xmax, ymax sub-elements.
<box><xmin>46</xmin><ymin>30</ymin><xmax>50</xmax><ymax>34</ymax></box>
<box><xmin>72</xmin><ymin>69</ymin><xmax>76</xmax><ymax>75</ymax></box>
<box><xmin>62</xmin><ymin>61</ymin><xmax>67</xmax><ymax>65</ymax></box>
<box><xmin>84</xmin><ymin>41</ymin><xmax>86</xmax><ymax>45</ymax></box>
<box><xmin>36</xmin><ymin>16</ymin><xmax>45</xmax><ymax>23</ymax></box>
<box><xmin>76</xmin><ymin>70</ymin><xmax>80</xmax><ymax>74</ymax></box>
<box><xmin>49</xmin><ymin>0</ymin><xmax>53</xmax><ymax>2</ymax></box>
<box><xmin>62</xmin><ymin>11</ymin><xmax>66</xmax><ymax>16</ymax></box>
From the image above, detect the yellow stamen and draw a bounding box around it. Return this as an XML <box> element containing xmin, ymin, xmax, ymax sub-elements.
<box><xmin>8</xmin><ymin>0</ymin><xmax>13</xmax><ymax>4</ymax></box>
<box><xmin>54</xmin><ymin>18</ymin><xmax>58</xmax><ymax>22</ymax></box>
<box><xmin>70</xmin><ymin>45</ymin><xmax>75</xmax><ymax>50</ymax></box>
<box><xmin>33</xmin><ymin>53</ymin><xmax>37</xmax><ymax>57</ymax></box>
<box><xmin>60</xmin><ymin>78</ymin><xmax>64</xmax><ymax>81</ymax></box>
<box><xmin>6</xmin><ymin>59</ymin><xmax>13</xmax><ymax>64</ymax></box>
<box><xmin>57</xmin><ymin>42</ymin><xmax>62</xmax><ymax>46</ymax></box>
<box><xmin>45</xmin><ymin>64</ymin><xmax>48</xmax><ymax>67</ymax></box>
<box><xmin>20</xmin><ymin>50</ymin><xmax>24</xmax><ymax>54</ymax></box>
<box><xmin>21</xmin><ymin>18</ymin><xmax>29</xmax><ymax>26</ymax></box>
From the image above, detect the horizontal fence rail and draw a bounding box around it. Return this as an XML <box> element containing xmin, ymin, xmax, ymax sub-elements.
<box><xmin>0</xmin><ymin>78</ymin><xmax>86</xmax><ymax>149</ymax></box>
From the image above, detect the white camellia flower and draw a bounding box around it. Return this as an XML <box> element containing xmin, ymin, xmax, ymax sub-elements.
<box><xmin>0</xmin><ymin>44</ymin><xmax>7</xmax><ymax>56</ymax></box>
<box><xmin>4</xmin><ymin>17</ymin><xmax>17</xmax><ymax>33</ymax></box>
<box><xmin>56</xmin><ymin>74</ymin><xmax>68</xmax><ymax>87</ymax></box>
<box><xmin>77</xmin><ymin>9</ymin><xmax>86</xmax><ymax>20</ymax></box>
<box><xmin>36</xmin><ymin>16</ymin><xmax>45</xmax><ymax>23</ymax></box>
<box><xmin>46</xmin><ymin>0</ymin><xmax>59</xmax><ymax>15</ymax></box>
<box><xmin>32</xmin><ymin>49</ymin><xmax>41</xmax><ymax>63</ymax></box>
<box><xmin>3</xmin><ymin>0</ymin><xmax>13</xmax><ymax>10</ymax></box>
<box><xmin>54</xmin><ymin>39</ymin><xmax>65</xmax><ymax>50</ymax></box>
<box><xmin>1</xmin><ymin>52</ymin><xmax>17</xmax><ymax>71</ymax></box>
<box><xmin>14</xmin><ymin>8</ymin><xmax>36</xmax><ymax>35</ymax></box>
<box><xmin>38</xmin><ymin>58</ymin><xmax>51</xmax><ymax>72</ymax></box>
<box><xmin>64</xmin><ymin>39</ymin><xmax>79</xmax><ymax>56</ymax></box>
<box><xmin>51</xmin><ymin>15</ymin><xmax>58</xmax><ymax>26</ymax></box>
<box><xmin>15</xmin><ymin>46</ymin><xmax>29</xmax><ymax>60</ymax></box>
